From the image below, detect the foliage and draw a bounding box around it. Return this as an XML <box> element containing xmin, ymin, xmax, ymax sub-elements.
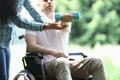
<box><xmin>56</xmin><ymin>0</ymin><xmax>120</xmax><ymax>48</ymax></box>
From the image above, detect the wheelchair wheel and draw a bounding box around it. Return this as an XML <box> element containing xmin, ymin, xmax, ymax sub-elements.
<box><xmin>14</xmin><ymin>70</ymin><xmax>36</xmax><ymax>80</ymax></box>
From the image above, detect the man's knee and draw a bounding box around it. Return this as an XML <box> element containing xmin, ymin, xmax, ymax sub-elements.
<box><xmin>92</xmin><ymin>58</ymin><xmax>103</xmax><ymax>66</ymax></box>
<box><xmin>89</xmin><ymin>58</ymin><xmax>104</xmax><ymax>71</ymax></box>
<box><xmin>56</xmin><ymin>57</ymin><xmax>69</xmax><ymax>66</ymax></box>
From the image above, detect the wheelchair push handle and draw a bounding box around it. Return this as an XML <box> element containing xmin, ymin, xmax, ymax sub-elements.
<box><xmin>18</xmin><ymin>34</ymin><xmax>25</xmax><ymax>40</ymax></box>
<box><xmin>69</xmin><ymin>52</ymin><xmax>87</xmax><ymax>58</ymax></box>
<box><xmin>55</xmin><ymin>11</ymin><xmax>80</xmax><ymax>21</ymax></box>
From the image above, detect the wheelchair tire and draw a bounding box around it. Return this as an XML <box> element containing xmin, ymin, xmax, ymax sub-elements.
<box><xmin>13</xmin><ymin>70</ymin><xmax>36</xmax><ymax>80</ymax></box>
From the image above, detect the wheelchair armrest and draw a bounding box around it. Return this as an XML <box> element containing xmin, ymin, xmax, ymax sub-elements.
<box><xmin>69</xmin><ymin>52</ymin><xmax>87</xmax><ymax>58</ymax></box>
<box><xmin>26</xmin><ymin>52</ymin><xmax>43</xmax><ymax>59</ymax></box>
<box><xmin>22</xmin><ymin>52</ymin><xmax>43</xmax><ymax>70</ymax></box>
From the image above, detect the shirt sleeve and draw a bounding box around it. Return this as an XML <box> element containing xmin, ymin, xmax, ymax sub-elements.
<box><xmin>10</xmin><ymin>14</ymin><xmax>45</xmax><ymax>31</ymax></box>
<box><xmin>25</xmin><ymin>29</ymin><xmax>37</xmax><ymax>36</ymax></box>
<box><xmin>10</xmin><ymin>0</ymin><xmax>45</xmax><ymax>31</ymax></box>
<box><xmin>24</xmin><ymin>0</ymin><xmax>48</xmax><ymax>23</ymax></box>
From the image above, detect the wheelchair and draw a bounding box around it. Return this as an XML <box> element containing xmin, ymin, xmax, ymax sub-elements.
<box><xmin>14</xmin><ymin>35</ymin><xmax>92</xmax><ymax>80</ymax></box>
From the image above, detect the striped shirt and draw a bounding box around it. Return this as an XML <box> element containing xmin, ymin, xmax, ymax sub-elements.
<box><xmin>0</xmin><ymin>0</ymin><xmax>48</xmax><ymax>48</ymax></box>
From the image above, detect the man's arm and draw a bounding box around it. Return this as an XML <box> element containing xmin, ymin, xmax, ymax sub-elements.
<box><xmin>25</xmin><ymin>34</ymin><xmax>53</xmax><ymax>54</ymax></box>
<box><xmin>25</xmin><ymin>34</ymin><xmax>68</xmax><ymax>58</ymax></box>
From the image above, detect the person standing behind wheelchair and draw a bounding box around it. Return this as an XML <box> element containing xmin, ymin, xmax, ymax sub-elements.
<box><xmin>0</xmin><ymin>0</ymin><xmax>66</xmax><ymax>80</ymax></box>
<box><xmin>25</xmin><ymin>0</ymin><xmax>107</xmax><ymax>80</ymax></box>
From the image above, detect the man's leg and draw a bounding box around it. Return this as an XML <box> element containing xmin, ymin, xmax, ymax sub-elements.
<box><xmin>70</xmin><ymin>58</ymin><xmax>107</xmax><ymax>80</ymax></box>
<box><xmin>44</xmin><ymin>57</ymin><xmax>72</xmax><ymax>80</ymax></box>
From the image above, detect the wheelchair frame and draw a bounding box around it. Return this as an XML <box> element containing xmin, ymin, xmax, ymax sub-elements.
<box><xmin>14</xmin><ymin>35</ymin><xmax>92</xmax><ymax>80</ymax></box>
<box><xmin>14</xmin><ymin>52</ymin><xmax>93</xmax><ymax>80</ymax></box>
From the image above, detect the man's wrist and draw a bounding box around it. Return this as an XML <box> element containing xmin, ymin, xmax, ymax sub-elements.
<box><xmin>61</xmin><ymin>22</ymin><xmax>69</xmax><ymax>27</ymax></box>
<box><xmin>42</xmin><ymin>23</ymin><xmax>48</xmax><ymax>30</ymax></box>
<box><xmin>43</xmin><ymin>24</ymin><xmax>46</xmax><ymax>30</ymax></box>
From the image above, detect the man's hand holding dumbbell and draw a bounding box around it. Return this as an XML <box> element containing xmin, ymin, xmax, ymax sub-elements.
<box><xmin>55</xmin><ymin>12</ymin><xmax>80</xmax><ymax>28</ymax></box>
<box><xmin>55</xmin><ymin>11</ymin><xmax>80</xmax><ymax>22</ymax></box>
<box><xmin>61</xmin><ymin>13</ymin><xmax>73</xmax><ymax>22</ymax></box>
<box><xmin>61</xmin><ymin>13</ymin><xmax>73</xmax><ymax>28</ymax></box>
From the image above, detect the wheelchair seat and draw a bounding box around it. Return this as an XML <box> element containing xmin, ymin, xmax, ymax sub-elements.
<box><xmin>14</xmin><ymin>35</ymin><xmax>92</xmax><ymax>80</ymax></box>
<box><xmin>19</xmin><ymin>52</ymin><xmax>92</xmax><ymax>80</ymax></box>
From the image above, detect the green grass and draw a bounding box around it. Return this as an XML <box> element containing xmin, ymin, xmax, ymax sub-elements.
<box><xmin>103</xmin><ymin>56</ymin><xmax>120</xmax><ymax>80</ymax></box>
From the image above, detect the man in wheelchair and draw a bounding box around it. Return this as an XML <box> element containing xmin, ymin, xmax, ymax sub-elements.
<box><xmin>24</xmin><ymin>0</ymin><xmax>107</xmax><ymax>80</ymax></box>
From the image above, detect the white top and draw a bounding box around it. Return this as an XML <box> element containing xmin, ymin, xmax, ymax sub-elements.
<box><xmin>25</xmin><ymin>18</ymin><xmax>71</xmax><ymax>62</ymax></box>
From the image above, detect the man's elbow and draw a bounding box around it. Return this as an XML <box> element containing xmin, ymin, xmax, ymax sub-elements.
<box><xmin>27</xmin><ymin>45</ymin><xmax>36</xmax><ymax>52</ymax></box>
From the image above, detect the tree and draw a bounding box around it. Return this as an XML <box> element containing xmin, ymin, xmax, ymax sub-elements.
<box><xmin>56</xmin><ymin>0</ymin><xmax>120</xmax><ymax>48</ymax></box>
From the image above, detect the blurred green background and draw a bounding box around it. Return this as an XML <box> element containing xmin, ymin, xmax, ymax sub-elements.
<box><xmin>10</xmin><ymin>0</ymin><xmax>120</xmax><ymax>80</ymax></box>
<box><xmin>56</xmin><ymin>0</ymin><xmax>120</xmax><ymax>47</ymax></box>
<box><xmin>55</xmin><ymin>0</ymin><xmax>120</xmax><ymax>80</ymax></box>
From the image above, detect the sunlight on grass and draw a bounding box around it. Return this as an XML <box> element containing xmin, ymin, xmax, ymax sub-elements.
<box><xmin>103</xmin><ymin>56</ymin><xmax>120</xmax><ymax>80</ymax></box>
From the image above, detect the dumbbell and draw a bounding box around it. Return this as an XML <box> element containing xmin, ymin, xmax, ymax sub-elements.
<box><xmin>55</xmin><ymin>11</ymin><xmax>80</xmax><ymax>21</ymax></box>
